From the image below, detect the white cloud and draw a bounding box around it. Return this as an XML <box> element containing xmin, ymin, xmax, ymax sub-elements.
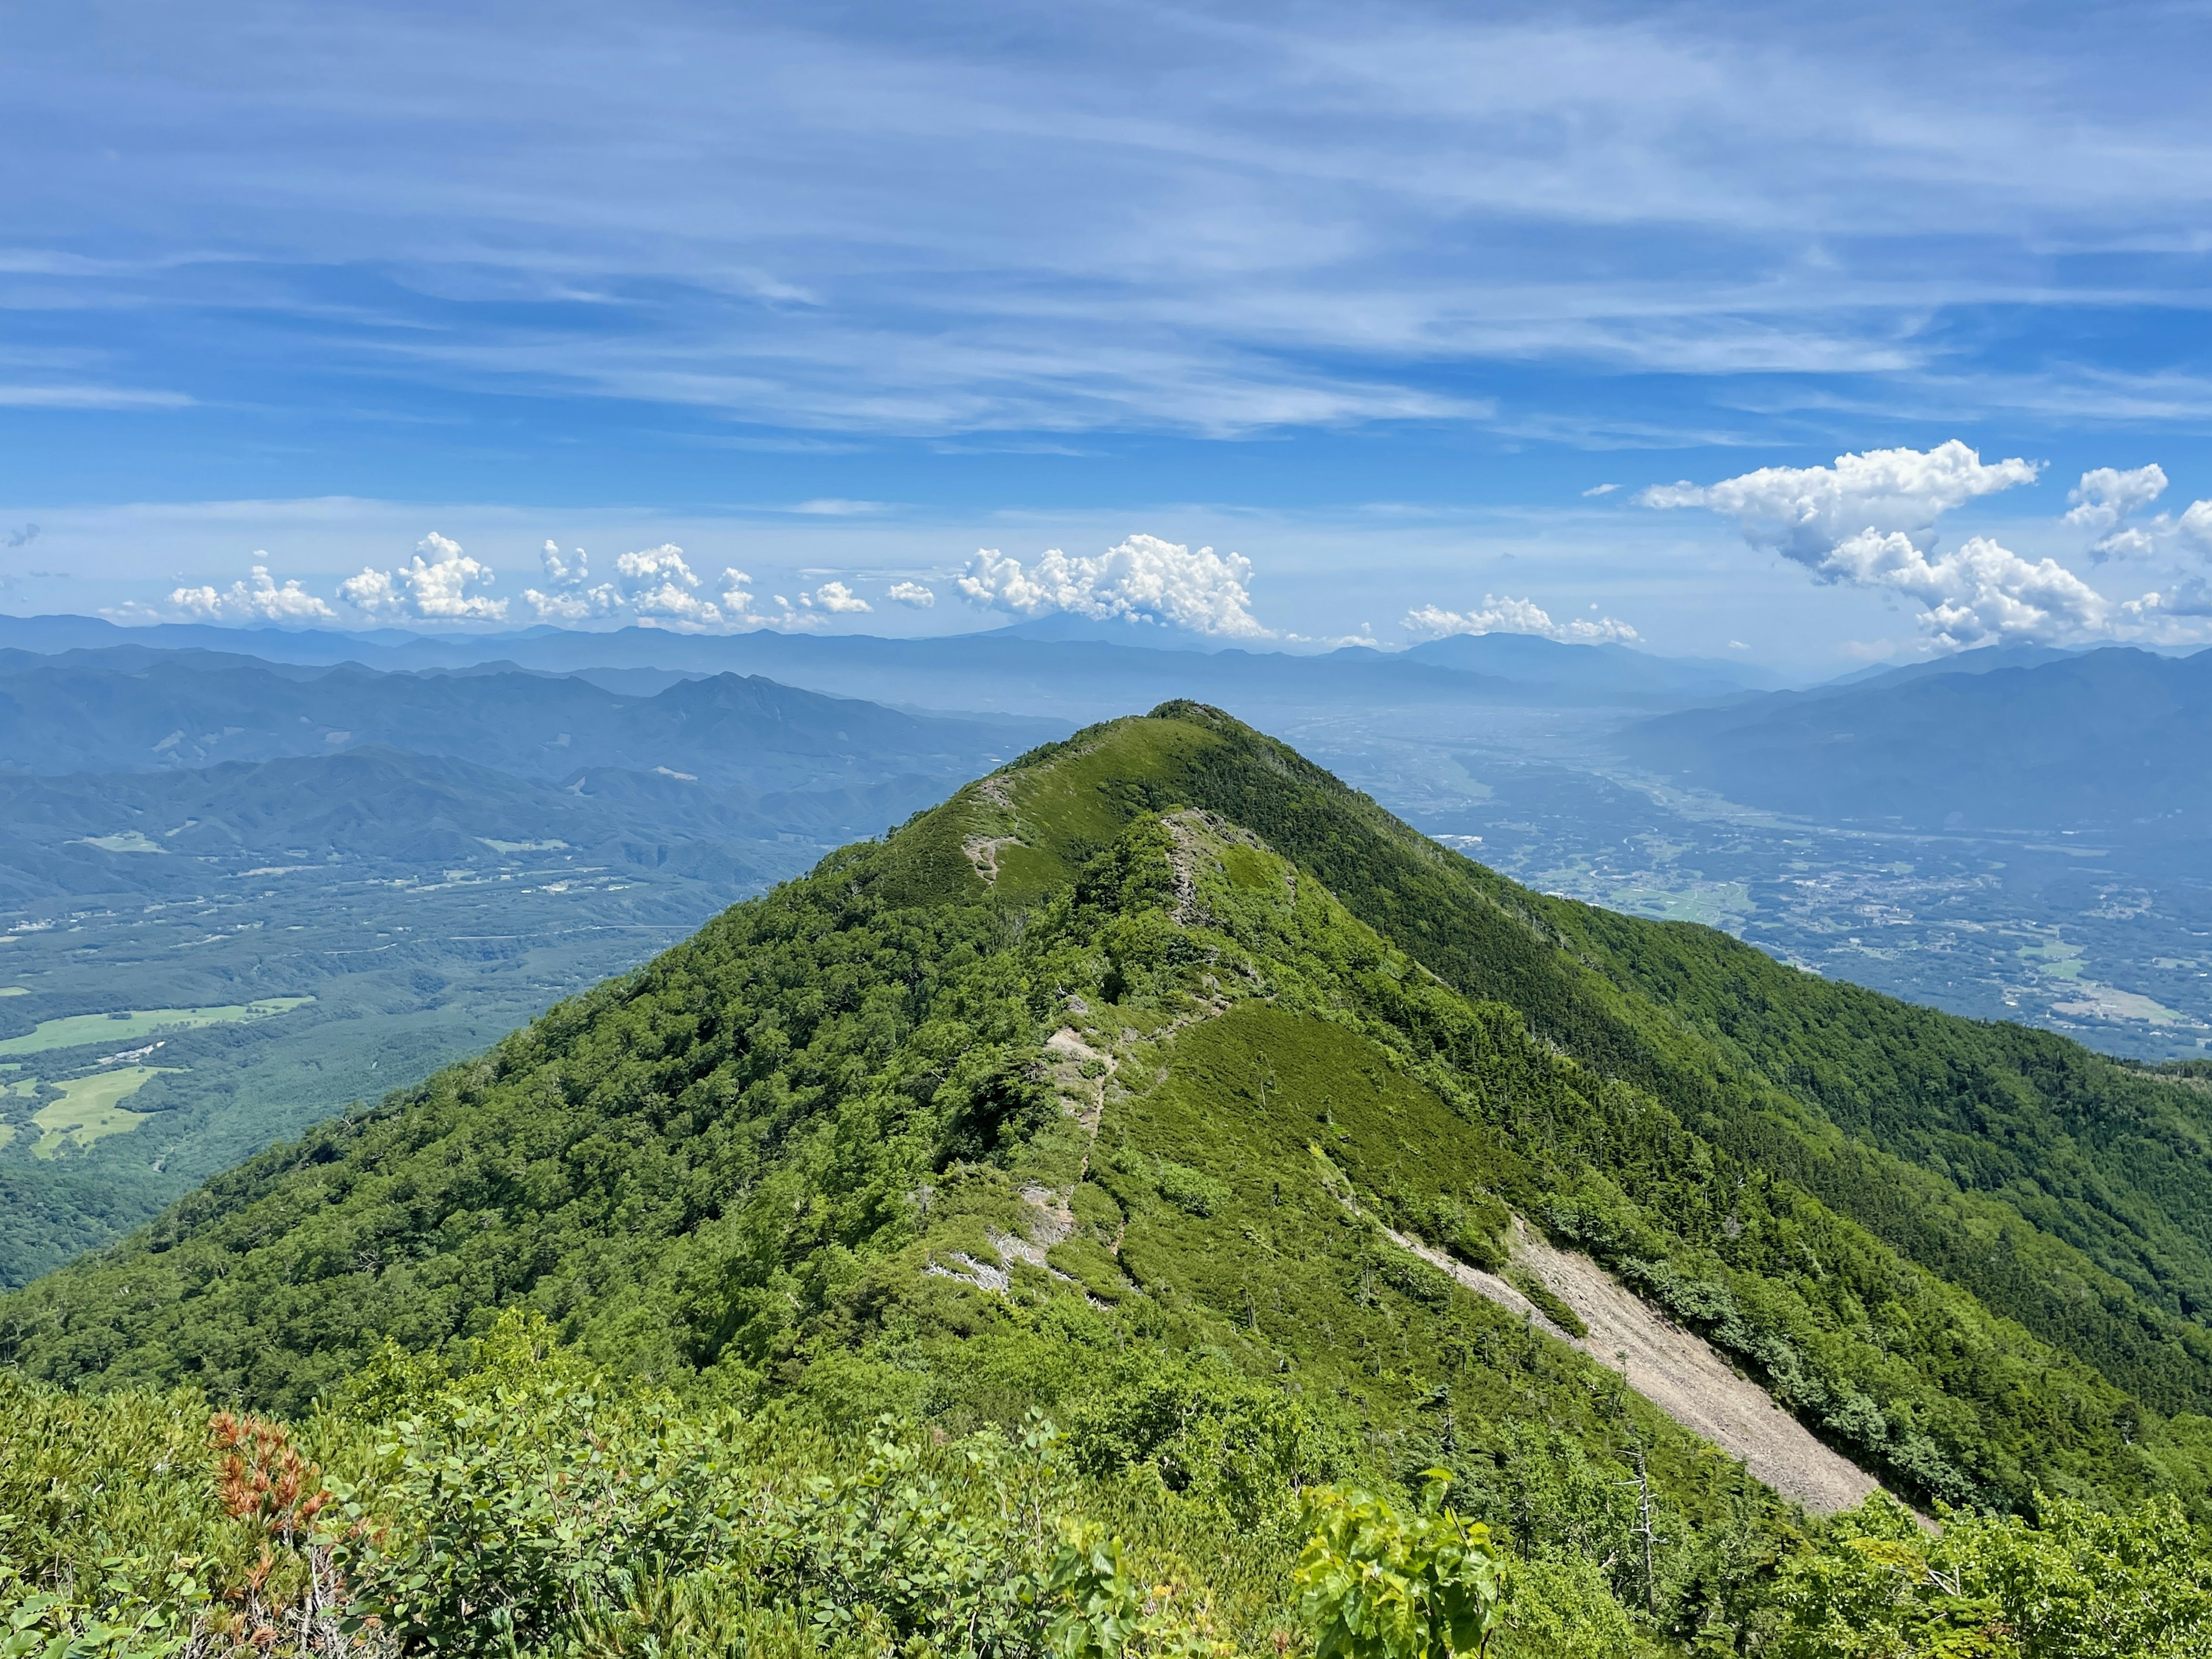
<box><xmin>1581</xmin><ymin>483</ymin><xmax>1620</xmax><ymax>497</ymax></box>
<box><xmin>2064</xmin><ymin>464</ymin><xmax>2166</xmax><ymax>533</ymax></box>
<box><xmin>1821</xmin><ymin>530</ymin><xmax>2111</xmax><ymax>649</ymax></box>
<box><xmin>523</xmin><ymin>540</ymin><xmax>713</xmax><ymax>628</ymax></box>
<box><xmin>800</xmin><ymin>580</ymin><xmax>872</xmax><ymax>613</ymax></box>
<box><xmin>613</xmin><ymin>543</ymin><xmax>701</xmax><ymax>589</ymax></box>
<box><xmin>1641</xmin><ymin>441</ymin><xmax>2041</xmax><ymax>564</ymax></box>
<box><xmin>956</xmin><ymin>533</ymin><xmax>1271</xmax><ymax>638</ymax></box>
<box><xmin>2180</xmin><ymin>499</ymin><xmax>2212</xmax><ymax>554</ymax></box>
<box><xmin>713</xmin><ymin>569</ymin><xmax>774</xmax><ymax>628</ymax></box>
<box><xmin>517</xmin><ymin>543</ymin><xmax>870</xmax><ymax>630</ymax></box>
<box><xmin>169</xmin><ymin>561</ymin><xmax>337</xmax><ymax>624</ymax></box>
<box><xmin>522</xmin><ymin>541</ymin><xmax>620</xmax><ymax>620</ymax></box>
<box><xmin>539</xmin><ymin>539</ymin><xmax>587</xmax><ymax>585</ymax></box>
<box><xmin>887</xmin><ymin>580</ymin><xmax>937</xmax><ymax>608</ymax></box>
<box><xmin>1638</xmin><ymin>441</ymin><xmax>2150</xmax><ymax>647</ymax></box>
<box><xmin>715</xmin><ymin>567</ymin><xmax>823</xmax><ymax>631</ymax></box>
<box><xmin>2071</xmin><ymin>481</ymin><xmax>2212</xmax><ymax>565</ymax></box>
<box><xmin>339</xmin><ymin>531</ymin><xmax>507</xmax><ymax>622</ymax></box>
<box><xmin>0</xmin><ymin>384</ymin><xmax>194</xmax><ymax>410</ymax></box>
<box><xmin>2065</xmin><ymin>465</ymin><xmax>2169</xmax><ymax>560</ymax></box>
<box><xmin>628</xmin><ymin>582</ymin><xmax>724</xmax><ymax>624</ymax></box>
<box><xmin>1404</xmin><ymin>595</ymin><xmax>1639</xmax><ymax>645</ymax></box>
<box><xmin>522</xmin><ymin>587</ymin><xmax>615</xmax><ymax>622</ymax></box>
<box><xmin>608</xmin><ymin>545</ymin><xmax>721</xmax><ymax>625</ymax></box>
<box><xmin>2124</xmin><ymin>577</ymin><xmax>2212</xmax><ymax>623</ymax></box>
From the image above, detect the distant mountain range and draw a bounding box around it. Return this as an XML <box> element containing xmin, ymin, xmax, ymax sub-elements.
<box><xmin>1399</xmin><ymin>632</ymin><xmax>1774</xmax><ymax>700</ymax></box>
<box><xmin>0</xmin><ymin>639</ymin><xmax>1080</xmax><ymax>1279</ymax></box>
<box><xmin>0</xmin><ymin>642</ymin><xmax>1069</xmax><ymax>906</ymax></box>
<box><xmin>0</xmin><ymin>613</ymin><xmax>1782</xmax><ymax>719</ymax></box>
<box><xmin>1628</xmin><ymin>644</ymin><xmax>2212</xmax><ymax>836</ymax></box>
<box><xmin>0</xmin><ymin>647</ymin><xmax>1054</xmax><ymax>787</ymax></box>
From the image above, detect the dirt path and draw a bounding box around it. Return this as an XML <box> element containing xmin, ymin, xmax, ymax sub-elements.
<box><xmin>1392</xmin><ymin>1222</ymin><xmax>1885</xmax><ymax>1516</ymax></box>
<box><xmin>963</xmin><ymin>835</ymin><xmax>1022</xmax><ymax>884</ymax></box>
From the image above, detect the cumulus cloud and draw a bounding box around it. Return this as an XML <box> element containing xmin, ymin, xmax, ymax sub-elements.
<box><xmin>1641</xmin><ymin>440</ymin><xmax>2041</xmax><ymax>563</ymax></box>
<box><xmin>2123</xmin><ymin>576</ymin><xmax>2212</xmax><ymax>626</ymax></box>
<box><xmin>2065</xmin><ymin>464</ymin><xmax>2167</xmax><ymax>559</ymax></box>
<box><xmin>170</xmin><ymin>561</ymin><xmax>338</xmax><ymax>624</ymax></box>
<box><xmin>609</xmin><ymin>544</ymin><xmax>725</xmax><ymax>624</ymax></box>
<box><xmin>1639</xmin><ymin>441</ymin><xmax>2145</xmax><ymax>647</ymax></box>
<box><xmin>614</xmin><ymin>543</ymin><xmax>698</xmax><ymax>588</ymax></box>
<box><xmin>956</xmin><ymin>533</ymin><xmax>1270</xmax><ymax>638</ymax></box>
<box><xmin>800</xmin><ymin>580</ymin><xmax>872</xmax><ymax>613</ymax></box>
<box><xmin>704</xmin><ymin>567</ymin><xmax>825</xmax><ymax>631</ymax></box>
<box><xmin>518</xmin><ymin>540</ymin><xmax>865</xmax><ymax>630</ymax></box>
<box><xmin>522</xmin><ymin>539</ymin><xmax>621</xmax><ymax>620</ymax></box>
<box><xmin>701</xmin><ymin>566</ymin><xmax>809</xmax><ymax>630</ymax></box>
<box><xmin>887</xmin><ymin>581</ymin><xmax>937</xmax><ymax>608</ymax></box>
<box><xmin>539</xmin><ymin>540</ymin><xmax>587</xmax><ymax>585</ymax></box>
<box><xmin>2174</xmin><ymin>500</ymin><xmax>2212</xmax><ymax>554</ymax></box>
<box><xmin>2066</xmin><ymin>469</ymin><xmax>2212</xmax><ymax>564</ymax></box>
<box><xmin>340</xmin><ymin>532</ymin><xmax>507</xmax><ymax>622</ymax></box>
<box><xmin>1819</xmin><ymin>530</ymin><xmax>2111</xmax><ymax>649</ymax></box>
<box><xmin>1403</xmin><ymin>595</ymin><xmax>1639</xmax><ymax>645</ymax></box>
<box><xmin>5</xmin><ymin>524</ymin><xmax>36</xmax><ymax>549</ymax></box>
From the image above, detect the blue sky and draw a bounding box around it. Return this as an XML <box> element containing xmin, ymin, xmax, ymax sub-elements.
<box><xmin>6</xmin><ymin>0</ymin><xmax>2212</xmax><ymax>667</ymax></box>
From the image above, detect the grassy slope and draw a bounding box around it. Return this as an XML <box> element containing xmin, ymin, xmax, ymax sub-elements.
<box><xmin>1021</xmin><ymin>704</ymin><xmax>2212</xmax><ymax>1420</ymax></box>
<box><xmin>4</xmin><ymin>705</ymin><xmax>2211</xmax><ymax>1527</ymax></box>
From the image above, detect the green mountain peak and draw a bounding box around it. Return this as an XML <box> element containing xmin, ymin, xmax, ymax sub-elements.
<box><xmin>8</xmin><ymin>703</ymin><xmax>2212</xmax><ymax>1542</ymax></box>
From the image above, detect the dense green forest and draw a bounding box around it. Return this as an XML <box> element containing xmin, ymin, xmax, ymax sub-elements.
<box><xmin>4</xmin><ymin>704</ymin><xmax>2211</xmax><ymax>1655</ymax></box>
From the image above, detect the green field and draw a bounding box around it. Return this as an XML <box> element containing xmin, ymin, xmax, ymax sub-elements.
<box><xmin>0</xmin><ymin>997</ymin><xmax>313</xmax><ymax>1056</ymax></box>
<box><xmin>29</xmin><ymin>1067</ymin><xmax>173</xmax><ymax>1158</ymax></box>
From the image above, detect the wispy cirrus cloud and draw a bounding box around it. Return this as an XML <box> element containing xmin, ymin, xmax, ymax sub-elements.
<box><xmin>0</xmin><ymin>384</ymin><xmax>192</xmax><ymax>410</ymax></box>
<box><xmin>14</xmin><ymin>1</ymin><xmax>2212</xmax><ymax>446</ymax></box>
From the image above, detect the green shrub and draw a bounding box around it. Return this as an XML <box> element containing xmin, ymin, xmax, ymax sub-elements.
<box><xmin>1156</xmin><ymin>1161</ymin><xmax>1232</xmax><ymax>1219</ymax></box>
<box><xmin>1295</xmin><ymin>1475</ymin><xmax>1507</xmax><ymax>1659</ymax></box>
<box><xmin>1775</xmin><ymin>1491</ymin><xmax>2212</xmax><ymax>1659</ymax></box>
<box><xmin>1503</xmin><ymin>1269</ymin><xmax>1588</xmax><ymax>1340</ymax></box>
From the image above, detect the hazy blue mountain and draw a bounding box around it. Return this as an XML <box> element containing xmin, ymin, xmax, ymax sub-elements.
<box><xmin>1627</xmin><ymin>645</ymin><xmax>2212</xmax><ymax>834</ymax></box>
<box><xmin>1816</xmin><ymin>642</ymin><xmax>2083</xmax><ymax>692</ymax></box>
<box><xmin>0</xmin><ymin>614</ymin><xmax>1800</xmax><ymax>721</ymax></box>
<box><xmin>983</xmin><ymin>611</ymin><xmax>1227</xmax><ymax>651</ymax></box>
<box><xmin>1400</xmin><ymin>631</ymin><xmax>1778</xmax><ymax>699</ymax></box>
<box><xmin>0</xmin><ymin>653</ymin><xmax>1056</xmax><ymax>788</ymax></box>
<box><xmin>0</xmin><ymin>613</ymin><xmax>404</xmax><ymax>662</ymax></box>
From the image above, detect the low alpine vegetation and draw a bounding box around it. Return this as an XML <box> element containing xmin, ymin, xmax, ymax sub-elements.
<box><xmin>5</xmin><ymin>706</ymin><xmax>2210</xmax><ymax>1656</ymax></box>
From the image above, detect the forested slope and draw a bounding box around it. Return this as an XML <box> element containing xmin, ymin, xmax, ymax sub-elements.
<box><xmin>6</xmin><ymin>704</ymin><xmax>2212</xmax><ymax>1654</ymax></box>
<box><xmin>9</xmin><ymin>703</ymin><xmax>2210</xmax><ymax>1495</ymax></box>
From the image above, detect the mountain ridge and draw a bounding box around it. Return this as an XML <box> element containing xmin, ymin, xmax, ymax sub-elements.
<box><xmin>9</xmin><ymin>702</ymin><xmax>2211</xmax><ymax>1535</ymax></box>
<box><xmin>0</xmin><ymin>652</ymin><xmax>1055</xmax><ymax>786</ymax></box>
<box><xmin>0</xmin><ymin>612</ymin><xmax>1790</xmax><ymax>718</ymax></box>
